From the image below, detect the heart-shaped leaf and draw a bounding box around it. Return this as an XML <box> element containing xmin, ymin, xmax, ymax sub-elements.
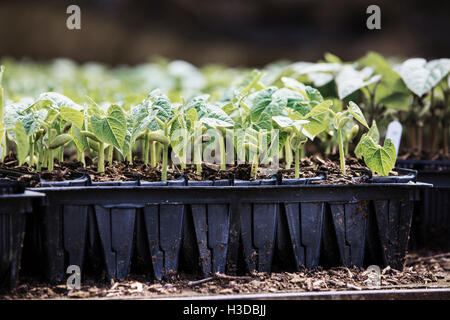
<box><xmin>396</xmin><ymin>58</ymin><xmax>450</xmax><ymax>97</ymax></box>
<box><xmin>336</xmin><ymin>65</ymin><xmax>382</xmax><ymax>99</ymax></box>
<box><xmin>347</xmin><ymin>101</ymin><xmax>369</xmax><ymax>129</ymax></box>
<box><xmin>90</xmin><ymin>104</ymin><xmax>127</xmax><ymax>151</ymax></box>
<box><xmin>359</xmin><ymin>137</ymin><xmax>396</xmax><ymax>176</ymax></box>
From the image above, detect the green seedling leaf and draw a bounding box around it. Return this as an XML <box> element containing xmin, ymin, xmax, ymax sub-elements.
<box><xmin>71</xmin><ymin>125</ymin><xmax>89</xmax><ymax>152</ymax></box>
<box><xmin>14</xmin><ymin>121</ymin><xmax>29</xmax><ymax>165</ymax></box>
<box><xmin>59</xmin><ymin>106</ymin><xmax>84</xmax><ymax>128</ymax></box>
<box><xmin>304</xmin><ymin>100</ymin><xmax>333</xmax><ymax>118</ymax></box>
<box><xmin>302</xmin><ymin>100</ymin><xmax>333</xmax><ymax>139</ymax></box>
<box><xmin>396</xmin><ymin>58</ymin><xmax>450</xmax><ymax>97</ymax></box>
<box><xmin>335</xmin><ymin>65</ymin><xmax>382</xmax><ymax>99</ymax></box>
<box><xmin>290</xmin><ymin>134</ymin><xmax>307</xmax><ymax>150</ymax></box>
<box><xmin>250</xmin><ymin>87</ymin><xmax>287</xmax><ymax>130</ymax></box>
<box><xmin>35</xmin><ymin>92</ymin><xmax>84</xmax><ymax>111</ymax></box>
<box><xmin>274</xmin><ymin>88</ymin><xmax>307</xmax><ymax>109</ymax></box>
<box><xmin>355</xmin><ymin>120</ymin><xmax>379</xmax><ymax>158</ymax></box>
<box><xmin>324</xmin><ymin>52</ymin><xmax>342</xmax><ymax>64</ymax></box>
<box><xmin>21</xmin><ymin>109</ymin><xmax>47</xmax><ymax>136</ymax></box>
<box><xmin>49</xmin><ymin>134</ymin><xmax>73</xmax><ymax>149</ymax></box>
<box><xmin>347</xmin><ymin>101</ymin><xmax>369</xmax><ymax>128</ymax></box>
<box><xmin>337</xmin><ymin>116</ymin><xmax>352</xmax><ymax>130</ymax></box>
<box><xmin>281</xmin><ymin>77</ymin><xmax>308</xmax><ymax>99</ymax></box>
<box><xmin>359</xmin><ymin>137</ymin><xmax>396</xmax><ymax>176</ymax></box>
<box><xmin>304</xmin><ymin>86</ymin><xmax>324</xmax><ymax>106</ymax></box>
<box><xmin>200</xmin><ymin>117</ymin><xmax>234</xmax><ymax>128</ymax></box>
<box><xmin>90</xmin><ymin>104</ymin><xmax>127</xmax><ymax>151</ymax></box>
<box><xmin>237</xmin><ymin>69</ymin><xmax>264</xmax><ymax>95</ymax></box>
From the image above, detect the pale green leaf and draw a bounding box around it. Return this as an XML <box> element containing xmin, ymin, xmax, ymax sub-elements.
<box><xmin>59</xmin><ymin>106</ymin><xmax>84</xmax><ymax>128</ymax></box>
<box><xmin>347</xmin><ymin>101</ymin><xmax>369</xmax><ymax>128</ymax></box>
<box><xmin>397</xmin><ymin>58</ymin><xmax>450</xmax><ymax>97</ymax></box>
<box><xmin>360</xmin><ymin>137</ymin><xmax>397</xmax><ymax>176</ymax></box>
<box><xmin>90</xmin><ymin>104</ymin><xmax>127</xmax><ymax>151</ymax></box>
<box><xmin>14</xmin><ymin>122</ymin><xmax>29</xmax><ymax>165</ymax></box>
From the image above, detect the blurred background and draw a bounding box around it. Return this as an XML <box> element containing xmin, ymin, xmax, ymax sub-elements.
<box><xmin>0</xmin><ymin>0</ymin><xmax>449</xmax><ymax>66</ymax></box>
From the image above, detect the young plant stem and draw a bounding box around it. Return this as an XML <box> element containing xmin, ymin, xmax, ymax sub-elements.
<box><xmin>219</xmin><ymin>132</ymin><xmax>226</xmax><ymax>170</ymax></box>
<box><xmin>430</xmin><ymin>88</ymin><xmax>438</xmax><ymax>152</ymax></box>
<box><xmin>161</xmin><ymin>127</ymin><xmax>169</xmax><ymax>181</ymax></box>
<box><xmin>194</xmin><ymin>125</ymin><xmax>202</xmax><ymax>174</ymax></box>
<box><xmin>143</xmin><ymin>131</ymin><xmax>150</xmax><ymax>165</ymax></box>
<box><xmin>285</xmin><ymin>141</ymin><xmax>292</xmax><ymax>169</ymax></box>
<box><xmin>97</xmin><ymin>142</ymin><xmax>105</xmax><ymax>174</ymax></box>
<box><xmin>150</xmin><ymin>141</ymin><xmax>156</xmax><ymax>167</ymax></box>
<box><xmin>37</xmin><ymin>143</ymin><xmax>43</xmax><ymax>171</ymax></box>
<box><xmin>294</xmin><ymin>148</ymin><xmax>300</xmax><ymax>179</ymax></box>
<box><xmin>29</xmin><ymin>136</ymin><xmax>34</xmax><ymax>167</ymax></box>
<box><xmin>300</xmin><ymin>147</ymin><xmax>305</xmax><ymax>160</ymax></box>
<box><xmin>58</xmin><ymin>147</ymin><xmax>64</xmax><ymax>163</ymax></box>
<box><xmin>77</xmin><ymin>150</ymin><xmax>85</xmax><ymax>167</ymax></box>
<box><xmin>338</xmin><ymin>129</ymin><xmax>346</xmax><ymax>175</ymax></box>
<box><xmin>106</xmin><ymin>145</ymin><xmax>113</xmax><ymax>164</ymax></box>
<box><xmin>251</xmin><ymin>151</ymin><xmax>258</xmax><ymax>179</ymax></box>
<box><xmin>344</xmin><ymin>141</ymin><xmax>349</xmax><ymax>156</ymax></box>
<box><xmin>48</xmin><ymin>129</ymin><xmax>54</xmax><ymax>171</ymax></box>
<box><xmin>127</xmin><ymin>148</ymin><xmax>133</xmax><ymax>164</ymax></box>
<box><xmin>42</xmin><ymin>148</ymin><xmax>48</xmax><ymax>168</ymax></box>
<box><xmin>115</xmin><ymin>149</ymin><xmax>123</xmax><ymax>162</ymax></box>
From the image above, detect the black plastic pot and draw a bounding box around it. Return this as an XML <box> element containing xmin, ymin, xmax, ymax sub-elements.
<box><xmin>396</xmin><ymin>159</ymin><xmax>450</xmax><ymax>250</ymax></box>
<box><xmin>0</xmin><ymin>180</ymin><xmax>44</xmax><ymax>291</ymax></box>
<box><xmin>26</xmin><ymin>169</ymin><xmax>428</xmax><ymax>282</ymax></box>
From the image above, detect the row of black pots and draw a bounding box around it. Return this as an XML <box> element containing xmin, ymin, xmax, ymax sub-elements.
<box><xmin>20</xmin><ymin>169</ymin><xmax>427</xmax><ymax>283</ymax></box>
<box><xmin>0</xmin><ymin>169</ymin><xmax>430</xmax><ymax>291</ymax></box>
<box><xmin>396</xmin><ymin>159</ymin><xmax>450</xmax><ymax>251</ymax></box>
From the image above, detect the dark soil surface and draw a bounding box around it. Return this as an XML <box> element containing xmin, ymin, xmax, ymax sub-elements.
<box><xmin>2</xmin><ymin>252</ymin><xmax>448</xmax><ymax>300</ymax></box>
<box><xmin>0</xmin><ymin>153</ymin><xmax>391</xmax><ymax>187</ymax></box>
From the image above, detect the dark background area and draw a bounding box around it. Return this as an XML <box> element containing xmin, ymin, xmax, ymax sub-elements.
<box><xmin>0</xmin><ymin>0</ymin><xmax>449</xmax><ymax>66</ymax></box>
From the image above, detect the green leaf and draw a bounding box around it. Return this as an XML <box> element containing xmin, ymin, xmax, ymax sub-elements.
<box><xmin>377</xmin><ymin>90</ymin><xmax>411</xmax><ymax>111</ymax></box>
<box><xmin>302</xmin><ymin>100</ymin><xmax>333</xmax><ymax>139</ymax></box>
<box><xmin>396</xmin><ymin>58</ymin><xmax>450</xmax><ymax>97</ymax></box>
<box><xmin>237</xmin><ymin>69</ymin><xmax>264</xmax><ymax>95</ymax></box>
<box><xmin>358</xmin><ymin>51</ymin><xmax>407</xmax><ymax>92</ymax></box>
<box><xmin>35</xmin><ymin>92</ymin><xmax>84</xmax><ymax>111</ymax></box>
<box><xmin>281</xmin><ymin>77</ymin><xmax>308</xmax><ymax>98</ymax></box>
<box><xmin>90</xmin><ymin>104</ymin><xmax>127</xmax><ymax>151</ymax></box>
<box><xmin>272</xmin><ymin>116</ymin><xmax>294</xmax><ymax>128</ymax></box>
<box><xmin>21</xmin><ymin>109</ymin><xmax>47</xmax><ymax>136</ymax></box>
<box><xmin>360</xmin><ymin>137</ymin><xmax>397</xmax><ymax>176</ymax></box>
<box><xmin>14</xmin><ymin>121</ymin><xmax>29</xmax><ymax>165</ymax></box>
<box><xmin>355</xmin><ymin>121</ymin><xmax>379</xmax><ymax>158</ymax></box>
<box><xmin>273</xmin><ymin>88</ymin><xmax>307</xmax><ymax>109</ymax></box>
<box><xmin>347</xmin><ymin>101</ymin><xmax>369</xmax><ymax>128</ymax></box>
<box><xmin>304</xmin><ymin>86</ymin><xmax>324</xmax><ymax>106</ymax></box>
<box><xmin>337</xmin><ymin>116</ymin><xmax>352</xmax><ymax>130</ymax></box>
<box><xmin>149</xmin><ymin>91</ymin><xmax>174</xmax><ymax>129</ymax></box>
<box><xmin>202</xmin><ymin>104</ymin><xmax>233</xmax><ymax>126</ymax></box>
<box><xmin>272</xmin><ymin>116</ymin><xmax>308</xmax><ymax>130</ymax></box>
<box><xmin>304</xmin><ymin>100</ymin><xmax>333</xmax><ymax>118</ymax></box>
<box><xmin>324</xmin><ymin>52</ymin><xmax>342</xmax><ymax>64</ymax></box>
<box><xmin>49</xmin><ymin>134</ymin><xmax>73</xmax><ymax>149</ymax></box>
<box><xmin>250</xmin><ymin>87</ymin><xmax>287</xmax><ymax>130</ymax></box>
<box><xmin>335</xmin><ymin>65</ymin><xmax>382</xmax><ymax>99</ymax></box>
<box><xmin>71</xmin><ymin>125</ymin><xmax>89</xmax><ymax>152</ymax></box>
<box><xmin>200</xmin><ymin>117</ymin><xmax>233</xmax><ymax>128</ymax></box>
<box><xmin>59</xmin><ymin>106</ymin><xmax>84</xmax><ymax>128</ymax></box>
